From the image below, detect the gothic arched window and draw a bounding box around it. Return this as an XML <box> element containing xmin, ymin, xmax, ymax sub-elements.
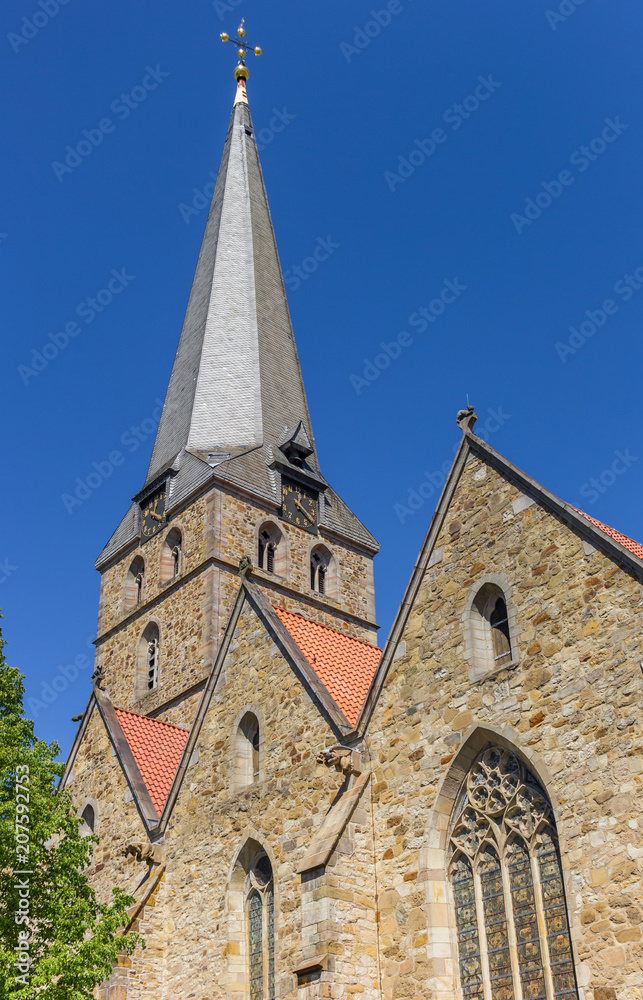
<box><xmin>449</xmin><ymin>747</ymin><xmax>579</xmax><ymax>1000</ymax></box>
<box><xmin>160</xmin><ymin>527</ymin><xmax>182</xmax><ymax>583</ymax></box>
<box><xmin>135</xmin><ymin>622</ymin><xmax>160</xmax><ymax>698</ymax></box>
<box><xmin>257</xmin><ymin>521</ymin><xmax>283</xmax><ymax>576</ymax></box>
<box><xmin>235</xmin><ymin>712</ymin><xmax>260</xmax><ymax>791</ymax></box>
<box><xmin>80</xmin><ymin>804</ymin><xmax>95</xmax><ymax>834</ymax></box>
<box><xmin>247</xmin><ymin>854</ymin><xmax>275</xmax><ymax>1000</ymax></box>
<box><xmin>310</xmin><ymin>544</ymin><xmax>336</xmax><ymax>599</ymax></box>
<box><xmin>469</xmin><ymin>582</ymin><xmax>514</xmax><ymax>678</ymax></box>
<box><xmin>124</xmin><ymin>555</ymin><xmax>145</xmax><ymax>609</ymax></box>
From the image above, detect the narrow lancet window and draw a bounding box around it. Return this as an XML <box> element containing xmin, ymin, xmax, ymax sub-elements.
<box><xmin>124</xmin><ymin>555</ymin><xmax>145</xmax><ymax>609</ymax></box>
<box><xmin>235</xmin><ymin>712</ymin><xmax>260</xmax><ymax>790</ymax></box>
<box><xmin>136</xmin><ymin>622</ymin><xmax>160</xmax><ymax>697</ymax></box>
<box><xmin>310</xmin><ymin>544</ymin><xmax>334</xmax><ymax>597</ymax></box>
<box><xmin>161</xmin><ymin>527</ymin><xmax>182</xmax><ymax>582</ymax></box>
<box><xmin>246</xmin><ymin>853</ymin><xmax>274</xmax><ymax>1000</ymax></box>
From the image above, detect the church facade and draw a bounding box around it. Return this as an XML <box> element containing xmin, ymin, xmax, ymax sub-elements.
<box><xmin>60</xmin><ymin>73</ymin><xmax>643</xmax><ymax>1000</ymax></box>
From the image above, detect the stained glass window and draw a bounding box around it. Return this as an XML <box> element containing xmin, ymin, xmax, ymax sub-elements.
<box><xmin>450</xmin><ymin>747</ymin><xmax>579</xmax><ymax>1000</ymax></box>
<box><xmin>248</xmin><ymin>892</ymin><xmax>263</xmax><ymax>1000</ymax></box>
<box><xmin>537</xmin><ymin>833</ymin><xmax>577</xmax><ymax>999</ymax></box>
<box><xmin>452</xmin><ymin>855</ymin><xmax>484</xmax><ymax>999</ymax></box>
<box><xmin>247</xmin><ymin>853</ymin><xmax>275</xmax><ymax>999</ymax></box>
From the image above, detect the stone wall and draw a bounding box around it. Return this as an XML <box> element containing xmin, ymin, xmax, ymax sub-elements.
<box><xmin>365</xmin><ymin>450</ymin><xmax>643</xmax><ymax>1000</ymax></box>
<box><xmin>95</xmin><ymin>483</ymin><xmax>377</xmax><ymax>720</ymax></box>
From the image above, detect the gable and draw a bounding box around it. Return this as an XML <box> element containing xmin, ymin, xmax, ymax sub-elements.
<box><xmin>361</xmin><ymin>426</ymin><xmax>643</xmax><ymax>732</ymax></box>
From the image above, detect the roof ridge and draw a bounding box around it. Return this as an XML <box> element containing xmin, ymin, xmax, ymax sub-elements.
<box><xmin>113</xmin><ymin>705</ymin><xmax>189</xmax><ymax>733</ymax></box>
<box><xmin>272</xmin><ymin>605</ymin><xmax>381</xmax><ymax>651</ymax></box>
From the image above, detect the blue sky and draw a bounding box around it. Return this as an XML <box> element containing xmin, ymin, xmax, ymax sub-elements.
<box><xmin>1</xmin><ymin>0</ymin><xmax>642</xmax><ymax>758</ymax></box>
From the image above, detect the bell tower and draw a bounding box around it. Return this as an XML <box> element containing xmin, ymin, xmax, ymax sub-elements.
<box><xmin>92</xmin><ymin>43</ymin><xmax>379</xmax><ymax>727</ymax></box>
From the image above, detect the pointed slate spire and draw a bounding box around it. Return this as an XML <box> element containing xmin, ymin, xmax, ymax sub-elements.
<box><xmin>145</xmin><ymin>78</ymin><xmax>315</xmax><ymax>485</ymax></box>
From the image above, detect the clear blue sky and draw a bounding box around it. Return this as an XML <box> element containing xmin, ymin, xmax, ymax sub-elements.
<box><xmin>2</xmin><ymin>0</ymin><xmax>642</xmax><ymax>758</ymax></box>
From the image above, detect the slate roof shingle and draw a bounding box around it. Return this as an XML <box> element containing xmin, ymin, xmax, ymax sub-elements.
<box><xmin>113</xmin><ymin>707</ymin><xmax>189</xmax><ymax>814</ymax></box>
<box><xmin>272</xmin><ymin>606</ymin><xmax>381</xmax><ymax>726</ymax></box>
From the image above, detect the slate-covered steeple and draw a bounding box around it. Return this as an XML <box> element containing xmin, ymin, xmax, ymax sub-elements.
<box><xmin>97</xmin><ymin>76</ymin><xmax>377</xmax><ymax>569</ymax></box>
<box><xmin>146</xmin><ymin>78</ymin><xmax>316</xmax><ymax>485</ymax></box>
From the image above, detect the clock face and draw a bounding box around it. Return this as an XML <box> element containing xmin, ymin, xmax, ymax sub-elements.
<box><xmin>281</xmin><ymin>480</ymin><xmax>318</xmax><ymax>533</ymax></box>
<box><xmin>141</xmin><ymin>487</ymin><xmax>167</xmax><ymax>541</ymax></box>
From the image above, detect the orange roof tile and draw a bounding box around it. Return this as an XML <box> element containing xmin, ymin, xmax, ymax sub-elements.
<box><xmin>272</xmin><ymin>607</ymin><xmax>381</xmax><ymax>726</ymax></box>
<box><xmin>572</xmin><ymin>507</ymin><xmax>643</xmax><ymax>560</ymax></box>
<box><xmin>113</xmin><ymin>707</ymin><xmax>189</xmax><ymax>814</ymax></box>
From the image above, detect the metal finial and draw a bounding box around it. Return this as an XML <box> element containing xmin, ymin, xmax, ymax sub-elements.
<box><xmin>220</xmin><ymin>19</ymin><xmax>262</xmax><ymax>81</ymax></box>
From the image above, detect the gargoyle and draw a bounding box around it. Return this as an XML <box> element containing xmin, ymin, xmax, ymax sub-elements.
<box><xmin>316</xmin><ymin>745</ymin><xmax>362</xmax><ymax>776</ymax></box>
<box><xmin>122</xmin><ymin>842</ymin><xmax>164</xmax><ymax>866</ymax></box>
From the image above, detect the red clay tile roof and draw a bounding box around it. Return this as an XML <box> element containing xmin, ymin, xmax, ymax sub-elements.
<box><xmin>572</xmin><ymin>508</ymin><xmax>643</xmax><ymax>560</ymax></box>
<box><xmin>113</xmin><ymin>707</ymin><xmax>189</xmax><ymax>814</ymax></box>
<box><xmin>272</xmin><ymin>607</ymin><xmax>381</xmax><ymax>726</ymax></box>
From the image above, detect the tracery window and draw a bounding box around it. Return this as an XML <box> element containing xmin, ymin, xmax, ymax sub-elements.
<box><xmin>449</xmin><ymin>748</ymin><xmax>578</xmax><ymax>1000</ymax></box>
<box><xmin>247</xmin><ymin>854</ymin><xmax>275</xmax><ymax>1000</ymax></box>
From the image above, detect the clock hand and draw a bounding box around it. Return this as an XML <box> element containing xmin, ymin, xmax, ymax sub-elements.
<box><xmin>150</xmin><ymin>511</ymin><xmax>164</xmax><ymax>521</ymax></box>
<box><xmin>294</xmin><ymin>499</ymin><xmax>314</xmax><ymax>523</ymax></box>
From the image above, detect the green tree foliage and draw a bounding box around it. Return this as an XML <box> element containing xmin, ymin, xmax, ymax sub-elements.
<box><xmin>0</xmin><ymin>615</ymin><xmax>142</xmax><ymax>998</ymax></box>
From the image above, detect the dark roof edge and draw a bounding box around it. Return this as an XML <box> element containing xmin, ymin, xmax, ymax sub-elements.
<box><xmin>93</xmin><ymin>687</ymin><xmax>160</xmax><ymax>832</ymax></box>
<box><xmin>244</xmin><ymin>582</ymin><xmax>354</xmax><ymax>735</ymax></box>
<box><xmin>356</xmin><ymin>435</ymin><xmax>472</xmax><ymax>735</ymax></box>
<box><xmin>466</xmin><ymin>431</ymin><xmax>643</xmax><ymax>577</ymax></box>
<box><xmin>58</xmin><ymin>692</ymin><xmax>96</xmax><ymax>792</ymax></box>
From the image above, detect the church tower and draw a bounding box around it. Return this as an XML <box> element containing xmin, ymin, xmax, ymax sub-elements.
<box><xmin>93</xmin><ymin>72</ymin><xmax>379</xmax><ymax>727</ymax></box>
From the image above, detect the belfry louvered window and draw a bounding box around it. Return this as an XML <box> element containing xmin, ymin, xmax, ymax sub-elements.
<box><xmin>247</xmin><ymin>854</ymin><xmax>275</xmax><ymax>1000</ymax></box>
<box><xmin>449</xmin><ymin>748</ymin><xmax>579</xmax><ymax>1000</ymax></box>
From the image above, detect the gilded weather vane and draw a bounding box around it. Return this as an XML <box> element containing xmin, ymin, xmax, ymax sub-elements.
<box><xmin>220</xmin><ymin>19</ymin><xmax>262</xmax><ymax>80</ymax></box>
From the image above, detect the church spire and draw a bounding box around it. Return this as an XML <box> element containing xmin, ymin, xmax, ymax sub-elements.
<box><xmin>97</xmin><ymin>42</ymin><xmax>378</xmax><ymax>570</ymax></box>
<box><xmin>146</xmin><ymin>53</ymin><xmax>319</xmax><ymax>487</ymax></box>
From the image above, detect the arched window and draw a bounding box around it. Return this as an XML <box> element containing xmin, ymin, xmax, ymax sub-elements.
<box><xmin>247</xmin><ymin>853</ymin><xmax>275</xmax><ymax>1000</ymax></box>
<box><xmin>80</xmin><ymin>804</ymin><xmax>95</xmax><ymax>834</ymax></box>
<box><xmin>469</xmin><ymin>582</ymin><xmax>514</xmax><ymax>678</ymax></box>
<box><xmin>257</xmin><ymin>521</ymin><xmax>284</xmax><ymax>576</ymax></box>
<box><xmin>449</xmin><ymin>747</ymin><xmax>579</xmax><ymax>1000</ymax></box>
<box><xmin>135</xmin><ymin>622</ymin><xmax>160</xmax><ymax>698</ymax></box>
<box><xmin>235</xmin><ymin>712</ymin><xmax>260</xmax><ymax>791</ymax></box>
<box><xmin>309</xmin><ymin>544</ymin><xmax>337</xmax><ymax>599</ymax></box>
<box><xmin>160</xmin><ymin>527</ymin><xmax>182</xmax><ymax>583</ymax></box>
<box><xmin>124</xmin><ymin>555</ymin><xmax>145</xmax><ymax>609</ymax></box>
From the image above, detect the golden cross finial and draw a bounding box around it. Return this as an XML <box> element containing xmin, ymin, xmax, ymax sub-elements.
<box><xmin>220</xmin><ymin>20</ymin><xmax>262</xmax><ymax>81</ymax></box>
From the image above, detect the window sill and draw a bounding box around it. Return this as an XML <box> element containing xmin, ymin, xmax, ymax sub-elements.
<box><xmin>469</xmin><ymin>657</ymin><xmax>520</xmax><ymax>686</ymax></box>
